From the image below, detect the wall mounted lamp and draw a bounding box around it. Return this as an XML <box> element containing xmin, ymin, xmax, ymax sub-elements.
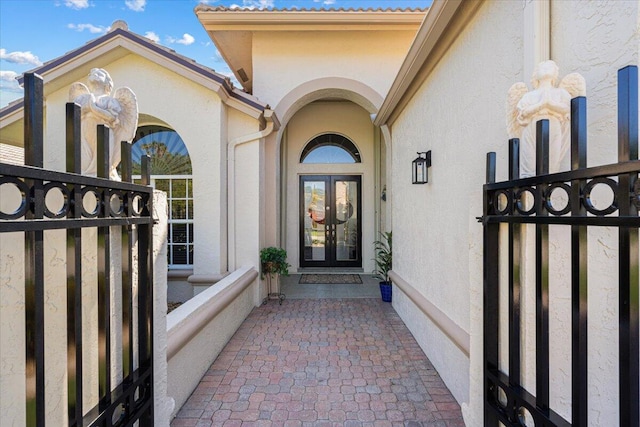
<box><xmin>412</xmin><ymin>151</ymin><xmax>431</xmax><ymax>184</ymax></box>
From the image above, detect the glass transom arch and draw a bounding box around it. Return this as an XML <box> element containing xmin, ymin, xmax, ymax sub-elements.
<box><xmin>300</xmin><ymin>133</ymin><xmax>361</xmax><ymax>164</ymax></box>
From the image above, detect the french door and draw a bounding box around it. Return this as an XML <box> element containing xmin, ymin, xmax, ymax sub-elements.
<box><xmin>300</xmin><ymin>175</ymin><xmax>362</xmax><ymax>268</ymax></box>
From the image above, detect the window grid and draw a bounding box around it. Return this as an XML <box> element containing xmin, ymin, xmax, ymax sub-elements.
<box><xmin>135</xmin><ymin>174</ymin><xmax>194</xmax><ymax>268</ymax></box>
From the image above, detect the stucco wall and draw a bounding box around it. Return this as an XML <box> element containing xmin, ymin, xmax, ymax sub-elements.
<box><xmin>252</xmin><ymin>29</ymin><xmax>411</xmax><ymax>254</ymax></box>
<box><xmin>390</xmin><ymin>1</ymin><xmax>639</xmax><ymax>425</ymax></box>
<box><xmin>42</xmin><ymin>54</ymin><xmax>229</xmax><ymax>279</ymax></box>
<box><xmin>252</xmin><ymin>30</ymin><xmax>415</xmax><ymax>110</ymax></box>
<box><xmin>167</xmin><ymin>267</ymin><xmax>258</xmax><ymax>419</ymax></box>
<box><xmin>284</xmin><ymin>101</ymin><xmax>376</xmax><ymax>272</ymax></box>
<box><xmin>389</xmin><ymin>0</ymin><xmax>524</xmax><ymax>421</ymax></box>
<box><xmin>548</xmin><ymin>1</ymin><xmax>639</xmax><ymax>424</ymax></box>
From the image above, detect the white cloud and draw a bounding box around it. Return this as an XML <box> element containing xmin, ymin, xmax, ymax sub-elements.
<box><xmin>0</xmin><ymin>71</ymin><xmax>23</xmax><ymax>93</ymax></box>
<box><xmin>64</xmin><ymin>0</ymin><xmax>89</xmax><ymax>10</ymax></box>
<box><xmin>167</xmin><ymin>33</ymin><xmax>195</xmax><ymax>46</ymax></box>
<box><xmin>144</xmin><ymin>31</ymin><xmax>160</xmax><ymax>43</ymax></box>
<box><xmin>67</xmin><ymin>23</ymin><xmax>109</xmax><ymax>34</ymax></box>
<box><xmin>229</xmin><ymin>0</ymin><xmax>274</xmax><ymax>10</ymax></box>
<box><xmin>0</xmin><ymin>49</ymin><xmax>43</xmax><ymax>66</ymax></box>
<box><xmin>125</xmin><ymin>0</ymin><xmax>146</xmax><ymax>12</ymax></box>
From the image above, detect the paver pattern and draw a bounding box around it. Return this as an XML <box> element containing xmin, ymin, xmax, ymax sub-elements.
<box><xmin>172</xmin><ymin>298</ymin><xmax>465</xmax><ymax>427</ymax></box>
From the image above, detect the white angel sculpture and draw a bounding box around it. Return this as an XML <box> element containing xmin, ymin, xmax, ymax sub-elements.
<box><xmin>69</xmin><ymin>68</ymin><xmax>138</xmax><ymax>180</ymax></box>
<box><xmin>507</xmin><ymin>60</ymin><xmax>586</xmax><ymax>177</ymax></box>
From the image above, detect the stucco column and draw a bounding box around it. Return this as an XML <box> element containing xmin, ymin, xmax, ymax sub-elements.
<box><xmin>188</xmin><ymin>100</ymin><xmax>227</xmax><ymax>292</ymax></box>
<box><xmin>152</xmin><ymin>190</ymin><xmax>175</xmax><ymax>425</ymax></box>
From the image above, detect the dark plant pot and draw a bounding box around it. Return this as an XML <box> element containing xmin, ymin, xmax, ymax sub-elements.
<box><xmin>379</xmin><ymin>281</ymin><xmax>392</xmax><ymax>302</ymax></box>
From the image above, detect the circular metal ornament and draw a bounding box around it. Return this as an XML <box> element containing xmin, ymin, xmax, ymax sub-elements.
<box><xmin>109</xmin><ymin>191</ymin><xmax>125</xmax><ymax>217</ymax></box>
<box><xmin>493</xmin><ymin>190</ymin><xmax>511</xmax><ymax>215</ymax></box>
<box><xmin>43</xmin><ymin>182</ymin><xmax>71</xmax><ymax>219</ymax></box>
<box><xmin>517</xmin><ymin>405</ymin><xmax>536</xmax><ymax>427</ymax></box>
<box><xmin>633</xmin><ymin>178</ymin><xmax>640</xmax><ymax>209</ymax></box>
<box><xmin>583</xmin><ymin>177</ymin><xmax>618</xmax><ymax>216</ymax></box>
<box><xmin>0</xmin><ymin>177</ymin><xmax>30</xmax><ymax>220</ymax></box>
<box><xmin>80</xmin><ymin>187</ymin><xmax>101</xmax><ymax>218</ymax></box>
<box><xmin>515</xmin><ymin>187</ymin><xmax>537</xmax><ymax>216</ymax></box>
<box><xmin>110</xmin><ymin>402</ymin><xmax>126</xmax><ymax>426</ymax></box>
<box><xmin>130</xmin><ymin>193</ymin><xmax>145</xmax><ymax>216</ymax></box>
<box><xmin>544</xmin><ymin>183</ymin><xmax>571</xmax><ymax>216</ymax></box>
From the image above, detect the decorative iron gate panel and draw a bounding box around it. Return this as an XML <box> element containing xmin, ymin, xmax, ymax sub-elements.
<box><xmin>482</xmin><ymin>66</ymin><xmax>639</xmax><ymax>426</ymax></box>
<box><xmin>0</xmin><ymin>74</ymin><xmax>154</xmax><ymax>426</ymax></box>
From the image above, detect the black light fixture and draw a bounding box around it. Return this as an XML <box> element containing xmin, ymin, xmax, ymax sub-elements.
<box><xmin>412</xmin><ymin>151</ymin><xmax>431</xmax><ymax>184</ymax></box>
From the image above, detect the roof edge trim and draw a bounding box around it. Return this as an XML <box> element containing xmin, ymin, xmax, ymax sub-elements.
<box><xmin>374</xmin><ymin>0</ymin><xmax>483</xmax><ymax>127</ymax></box>
<box><xmin>196</xmin><ymin>9</ymin><xmax>427</xmax><ymax>30</ymax></box>
<box><xmin>1</xmin><ymin>27</ymin><xmax>268</xmax><ymax>121</ymax></box>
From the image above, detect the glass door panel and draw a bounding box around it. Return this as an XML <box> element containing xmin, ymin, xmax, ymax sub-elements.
<box><xmin>302</xmin><ymin>180</ymin><xmax>326</xmax><ymax>262</ymax></box>
<box><xmin>334</xmin><ymin>180</ymin><xmax>358</xmax><ymax>262</ymax></box>
<box><xmin>300</xmin><ymin>175</ymin><xmax>361</xmax><ymax>268</ymax></box>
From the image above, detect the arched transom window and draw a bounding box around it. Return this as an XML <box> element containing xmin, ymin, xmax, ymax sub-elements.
<box><xmin>132</xmin><ymin>125</ymin><xmax>193</xmax><ymax>268</ymax></box>
<box><xmin>300</xmin><ymin>133</ymin><xmax>361</xmax><ymax>164</ymax></box>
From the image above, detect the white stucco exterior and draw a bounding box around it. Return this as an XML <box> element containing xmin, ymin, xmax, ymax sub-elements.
<box><xmin>246</xmin><ymin>26</ymin><xmax>418</xmax><ymax>267</ymax></box>
<box><xmin>379</xmin><ymin>1</ymin><xmax>639</xmax><ymax>425</ymax></box>
<box><xmin>251</xmin><ymin>30</ymin><xmax>415</xmax><ymax>110</ymax></box>
<box><xmin>2</xmin><ymin>2</ymin><xmax>639</xmax><ymax>425</ymax></box>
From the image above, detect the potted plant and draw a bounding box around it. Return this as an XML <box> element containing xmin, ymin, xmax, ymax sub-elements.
<box><xmin>373</xmin><ymin>231</ymin><xmax>392</xmax><ymax>302</ymax></box>
<box><xmin>260</xmin><ymin>247</ymin><xmax>290</xmax><ymax>304</ymax></box>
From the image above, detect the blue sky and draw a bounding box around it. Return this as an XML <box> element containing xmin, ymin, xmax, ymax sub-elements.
<box><xmin>0</xmin><ymin>0</ymin><xmax>429</xmax><ymax>107</ymax></box>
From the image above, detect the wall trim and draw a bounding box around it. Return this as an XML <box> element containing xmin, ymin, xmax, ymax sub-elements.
<box><xmin>389</xmin><ymin>270</ymin><xmax>470</xmax><ymax>357</ymax></box>
<box><xmin>167</xmin><ymin>266</ymin><xmax>258</xmax><ymax>360</ymax></box>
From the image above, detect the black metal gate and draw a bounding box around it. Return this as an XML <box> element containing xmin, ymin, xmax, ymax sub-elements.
<box><xmin>0</xmin><ymin>74</ymin><xmax>154</xmax><ymax>426</ymax></box>
<box><xmin>482</xmin><ymin>65</ymin><xmax>639</xmax><ymax>426</ymax></box>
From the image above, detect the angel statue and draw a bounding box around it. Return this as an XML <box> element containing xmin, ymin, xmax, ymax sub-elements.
<box><xmin>69</xmin><ymin>68</ymin><xmax>138</xmax><ymax>180</ymax></box>
<box><xmin>507</xmin><ymin>60</ymin><xmax>586</xmax><ymax>177</ymax></box>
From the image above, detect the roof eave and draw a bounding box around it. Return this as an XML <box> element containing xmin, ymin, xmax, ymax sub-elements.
<box><xmin>196</xmin><ymin>9</ymin><xmax>426</xmax><ymax>31</ymax></box>
<box><xmin>195</xmin><ymin>8</ymin><xmax>427</xmax><ymax>95</ymax></box>
<box><xmin>1</xmin><ymin>27</ymin><xmax>268</xmax><ymax>122</ymax></box>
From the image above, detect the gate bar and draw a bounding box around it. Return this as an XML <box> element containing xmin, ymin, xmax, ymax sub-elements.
<box><xmin>97</xmin><ymin>125</ymin><xmax>112</xmax><ymax>405</ymax></box>
<box><xmin>23</xmin><ymin>73</ymin><xmax>45</xmax><ymax>427</ymax></box>
<box><xmin>535</xmin><ymin>119</ymin><xmax>550</xmax><ymax>411</ymax></box>
<box><xmin>121</xmin><ymin>141</ymin><xmax>134</xmax><ymax>379</ymax></box>
<box><xmin>65</xmin><ymin>102</ymin><xmax>84</xmax><ymax>424</ymax></box>
<box><xmin>483</xmin><ymin>152</ymin><xmax>500</xmax><ymax>426</ymax></box>
<box><xmin>137</xmin><ymin>155</ymin><xmax>154</xmax><ymax>423</ymax></box>
<box><xmin>508</xmin><ymin>139</ymin><xmax>521</xmax><ymax>387</ymax></box>
<box><xmin>570</xmin><ymin>96</ymin><xmax>588</xmax><ymax>426</ymax></box>
<box><xmin>617</xmin><ymin>64</ymin><xmax>639</xmax><ymax>427</ymax></box>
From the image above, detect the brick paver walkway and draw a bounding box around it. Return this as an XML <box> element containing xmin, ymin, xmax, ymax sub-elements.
<box><xmin>171</xmin><ymin>299</ymin><xmax>465</xmax><ymax>427</ymax></box>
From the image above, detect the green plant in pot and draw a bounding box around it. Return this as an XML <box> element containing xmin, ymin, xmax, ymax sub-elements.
<box><xmin>373</xmin><ymin>231</ymin><xmax>392</xmax><ymax>302</ymax></box>
<box><xmin>260</xmin><ymin>247</ymin><xmax>290</xmax><ymax>304</ymax></box>
<box><xmin>260</xmin><ymin>247</ymin><xmax>290</xmax><ymax>278</ymax></box>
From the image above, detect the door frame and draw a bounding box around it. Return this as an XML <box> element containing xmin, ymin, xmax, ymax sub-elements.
<box><xmin>299</xmin><ymin>175</ymin><xmax>362</xmax><ymax>268</ymax></box>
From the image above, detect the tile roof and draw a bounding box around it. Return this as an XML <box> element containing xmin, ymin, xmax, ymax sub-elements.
<box><xmin>195</xmin><ymin>6</ymin><xmax>427</xmax><ymax>12</ymax></box>
<box><xmin>0</xmin><ymin>143</ymin><xmax>24</xmax><ymax>165</ymax></box>
<box><xmin>1</xmin><ymin>21</ymin><xmax>267</xmax><ymax>119</ymax></box>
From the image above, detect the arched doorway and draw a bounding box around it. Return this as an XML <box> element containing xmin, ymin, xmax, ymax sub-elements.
<box><xmin>300</xmin><ymin>133</ymin><xmax>362</xmax><ymax>268</ymax></box>
<box><xmin>280</xmin><ymin>100</ymin><xmax>378</xmax><ymax>272</ymax></box>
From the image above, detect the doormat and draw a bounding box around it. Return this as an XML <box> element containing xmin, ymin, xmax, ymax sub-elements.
<box><xmin>299</xmin><ymin>274</ymin><xmax>362</xmax><ymax>284</ymax></box>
